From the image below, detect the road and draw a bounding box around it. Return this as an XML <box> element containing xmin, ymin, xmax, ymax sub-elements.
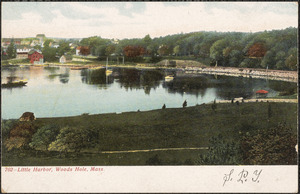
<box><xmin>98</xmin><ymin>147</ymin><xmax>209</xmax><ymax>154</ymax></box>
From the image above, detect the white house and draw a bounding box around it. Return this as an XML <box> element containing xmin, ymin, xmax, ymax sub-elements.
<box><xmin>59</xmin><ymin>55</ymin><xmax>72</xmax><ymax>63</ymax></box>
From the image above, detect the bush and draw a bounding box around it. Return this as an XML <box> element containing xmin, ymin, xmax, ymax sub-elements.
<box><xmin>29</xmin><ymin>124</ymin><xmax>60</xmax><ymax>151</ymax></box>
<box><xmin>241</xmin><ymin>123</ymin><xmax>297</xmax><ymax>165</ymax></box>
<box><xmin>1</xmin><ymin>119</ymin><xmax>18</xmax><ymax>139</ymax></box>
<box><xmin>4</xmin><ymin>122</ymin><xmax>37</xmax><ymax>151</ymax></box>
<box><xmin>48</xmin><ymin>126</ymin><xmax>90</xmax><ymax>153</ymax></box>
<box><xmin>197</xmin><ymin>135</ymin><xmax>242</xmax><ymax>165</ymax></box>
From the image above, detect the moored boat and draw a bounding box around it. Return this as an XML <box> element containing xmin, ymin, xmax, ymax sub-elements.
<box><xmin>165</xmin><ymin>75</ymin><xmax>174</xmax><ymax>81</ymax></box>
<box><xmin>2</xmin><ymin>80</ymin><xmax>28</xmax><ymax>88</ymax></box>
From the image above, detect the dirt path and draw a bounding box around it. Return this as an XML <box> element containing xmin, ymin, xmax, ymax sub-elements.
<box><xmin>98</xmin><ymin>147</ymin><xmax>209</xmax><ymax>154</ymax></box>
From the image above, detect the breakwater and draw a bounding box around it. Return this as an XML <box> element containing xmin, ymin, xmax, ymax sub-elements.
<box><xmin>184</xmin><ymin>66</ymin><xmax>298</xmax><ymax>83</ymax></box>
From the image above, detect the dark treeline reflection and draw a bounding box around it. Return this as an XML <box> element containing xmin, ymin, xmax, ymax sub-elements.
<box><xmin>163</xmin><ymin>74</ymin><xmax>297</xmax><ymax>99</ymax></box>
<box><xmin>163</xmin><ymin>75</ymin><xmax>210</xmax><ymax>96</ymax></box>
<box><xmin>44</xmin><ymin>66</ymin><xmax>60</xmax><ymax>74</ymax></box>
<box><xmin>77</xmin><ymin>67</ymin><xmax>296</xmax><ymax>97</ymax></box>
<box><xmin>46</xmin><ymin>67</ymin><xmax>70</xmax><ymax>84</ymax></box>
<box><xmin>114</xmin><ymin>68</ymin><xmax>164</xmax><ymax>94</ymax></box>
<box><xmin>213</xmin><ymin>76</ymin><xmax>255</xmax><ymax>99</ymax></box>
<box><xmin>81</xmin><ymin>69</ymin><xmax>114</xmax><ymax>87</ymax></box>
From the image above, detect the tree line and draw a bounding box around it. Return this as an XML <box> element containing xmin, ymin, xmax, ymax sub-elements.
<box><xmin>78</xmin><ymin>27</ymin><xmax>297</xmax><ymax>70</ymax></box>
<box><xmin>2</xmin><ymin>27</ymin><xmax>297</xmax><ymax>70</ymax></box>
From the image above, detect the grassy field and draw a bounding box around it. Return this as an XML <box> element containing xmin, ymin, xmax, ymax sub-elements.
<box><xmin>2</xmin><ymin>102</ymin><xmax>297</xmax><ymax>166</ymax></box>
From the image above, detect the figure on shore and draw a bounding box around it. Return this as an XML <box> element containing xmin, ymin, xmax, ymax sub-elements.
<box><xmin>162</xmin><ymin>104</ymin><xmax>166</xmax><ymax>109</ymax></box>
<box><xmin>182</xmin><ymin>100</ymin><xmax>187</xmax><ymax>108</ymax></box>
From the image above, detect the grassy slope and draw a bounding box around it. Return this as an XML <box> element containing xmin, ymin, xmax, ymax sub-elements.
<box><xmin>2</xmin><ymin>102</ymin><xmax>297</xmax><ymax>166</ymax></box>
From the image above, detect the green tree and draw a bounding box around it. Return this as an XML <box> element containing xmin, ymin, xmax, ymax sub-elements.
<box><xmin>228</xmin><ymin>50</ymin><xmax>243</xmax><ymax>67</ymax></box>
<box><xmin>105</xmin><ymin>44</ymin><xmax>116</xmax><ymax>56</ymax></box>
<box><xmin>157</xmin><ymin>45</ymin><xmax>171</xmax><ymax>56</ymax></box>
<box><xmin>260</xmin><ymin>50</ymin><xmax>275</xmax><ymax>69</ymax></box>
<box><xmin>57</xmin><ymin>41</ymin><xmax>71</xmax><ymax>56</ymax></box>
<box><xmin>143</xmin><ymin>34</ymin><xmax>152</xmax><ymax>46</ymax></box>
<box><xmin>33</xmin><ymin>45</ymin><xmax>42</xmax><ymax>50</ymax></box>
<box><xmin>6</xmin><ymin>39</ymin><xmax>16</xmax><ymax>59</ymax></box>
<box><xmin>210</xmin><ymin>39</ymin><xmax>228</xmax><ymax>65</ymax></box>
<box><xmin>48</xmin><ymin>126</ymin><xmax>90</xmax><ymax>153</ymax></box>
<box><xmin>173</xmin><ymin>45</ymin><xmax>180</xmax><ymax>56</ymax></box>
<box><xmin>285</xmin><ymin>47</ymin><xmax>297</xmax><ymax>70</ymax></box>
<box><xmin>29</xmin><ymin>124</ymin><xmax>60</xmax><ymax>151</ymax></box>
<box><xmin>42</xmin><ymin>47</ymin><xmax>57</xmax><ymax>62</ymax></box>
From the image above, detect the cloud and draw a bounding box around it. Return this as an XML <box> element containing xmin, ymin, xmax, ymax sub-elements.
<box><xmin>1</xmin><ymin>2</ymin><xmax>298</xmax><ymax>39</ymax></box>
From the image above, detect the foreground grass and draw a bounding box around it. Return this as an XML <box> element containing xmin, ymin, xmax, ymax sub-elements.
<box><xmin>2</xmin><ymin>102</ymin><xmax>297</xmax><ymax>166</ymax></box>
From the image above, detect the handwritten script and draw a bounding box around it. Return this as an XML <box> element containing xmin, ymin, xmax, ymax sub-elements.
<box><xmin>223</xmin><ymin>169</ymin><xmax>262</xmax><ymax>186</ymax></box>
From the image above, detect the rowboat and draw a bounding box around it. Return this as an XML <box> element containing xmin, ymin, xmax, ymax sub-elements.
<box><xmin>2</xmin><ymin>80</ymin><xmax>28</xmax><ymax>88</ymax></box>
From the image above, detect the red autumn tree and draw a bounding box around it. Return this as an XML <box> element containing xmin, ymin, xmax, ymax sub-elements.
<box><xmin>247</xmin><ymin>42</ymin><xmax>267</xmax><ymax>58</ymax></box>
<box><xmin>80</xmin><ymin>46</ymin><xmax>90</xmax><ymax>56</ymax></box>
<box><xmin>123</xmin><ymin>46</ymin><xmax>145</xmax><ymax>58</ymax></box>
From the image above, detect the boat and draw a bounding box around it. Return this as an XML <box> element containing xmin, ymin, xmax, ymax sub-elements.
<box><xmin>165</xmin><ymin>75</ymin><xmax>174</xmax><ymax>81</ymax></box>
<box><xmin>2</xmin><ymin>80</ymin><xmax>28</xmax><ymax>88</ymax></box>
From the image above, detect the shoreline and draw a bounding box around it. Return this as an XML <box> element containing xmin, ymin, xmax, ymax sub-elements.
<box><xmin>2</xmin><ymin>100</ymin><xmax>296</xmax><ymax>120</ymax></box>
<box><xmin>2</xmin><ymin>60</ymin><xmax>297</xmax><ymax>82</ymax></box>
<box><xmin>52</xmin><ymin>62</ymin><xmax>298</xmax><ymax>83</ymax></box>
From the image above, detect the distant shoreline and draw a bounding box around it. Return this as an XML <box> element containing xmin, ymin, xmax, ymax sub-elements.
<box><xmin>2</xmin><ymin>59</ymin><xmax>297</xmax><ymax>82</ymax></box>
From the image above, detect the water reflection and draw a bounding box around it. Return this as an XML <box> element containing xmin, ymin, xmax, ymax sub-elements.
<box><xmin>59</xmin><ymin>68</ymin><xmax>70</xmax><ymax>84</ymax></box>
<box><xmin>163</xmin><ymin>75</ymin><xmax>210</xmax><ymax>96</ymax></box>
<box><xmin>115</xmin><ymin>68</ymin><xmax>164</xmax><ymax>94</ymax></box>
<box><xmin>46</xmin><ymin>67</ymin><xmax>69</xmax><ymax>84</ymax></box>
<box><xmin>1</xmin><ymin>66</ymin><xmax>297</xmax><ymax>119</ymax></box>
<box><xmin>81</xmin><ymin>68</ymin><xmax>114</xmax><ymax>87</ymax></box>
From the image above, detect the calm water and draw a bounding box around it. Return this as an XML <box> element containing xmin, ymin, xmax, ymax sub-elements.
<box><xmin>1</xmin><ymin>66</ymin><xmax>296</xmax><ymax>119</ymax></box>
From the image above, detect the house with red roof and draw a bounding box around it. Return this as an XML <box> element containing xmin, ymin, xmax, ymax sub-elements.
<box><xmin>28</xmin><ymin>50</ymin><xmax>44</xmax><ymax>64</ymax></box>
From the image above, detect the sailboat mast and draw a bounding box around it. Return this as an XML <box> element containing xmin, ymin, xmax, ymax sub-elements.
<box><xmin>106</xmin><ymin>57</ymin><xmax>108</xmax><ymax>69</ymax></box>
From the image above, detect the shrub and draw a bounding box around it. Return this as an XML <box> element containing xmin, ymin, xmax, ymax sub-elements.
<box><xmin>241</xmin><ymin>123</ymin><xmax>297</xmax><ymax>165</ymax></box>
<box><xmin>29</xmin><ymin>124</ymin><xmax>60</xmax><ymax>151</ymax></box>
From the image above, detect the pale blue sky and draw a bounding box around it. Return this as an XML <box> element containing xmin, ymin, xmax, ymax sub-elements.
<box><xmin>2</xmin><ymin>2</ymin><xmax>298</xmax><ymax>39</ymax></box>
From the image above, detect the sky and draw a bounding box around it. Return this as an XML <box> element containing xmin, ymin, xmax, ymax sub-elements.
<box><xmin>1</xmin><ymin>2</ymin><xmax>298</xmax><ymax>39</ymax></box>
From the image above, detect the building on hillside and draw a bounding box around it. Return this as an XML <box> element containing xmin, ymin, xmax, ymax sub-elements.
<box><xmin>30</xmin><ymin>40</ymin><xmax>40</xmax><ymax>47</ymax></box>
<box><xmin>76</xmin><ymin>46</ymin><xmax>90</xmax><ymax>56</ymax></box>
<box><xmin>76</xmin><ymin>46</ymin><xmax>81</xmax><ymax>55</ymax></box>
<box><xmin>59</xmin><ymin>55</ymin><xmax>73</xmax><ymax>63</ymax></box>
<box><xmin>256</xmin><ymin>90</ymin><xmax>268</xmax><ymax>98</ymax></box>
<box><xmin>28</xmin><ymin>50</ymin><xmax>44</xmax><ymax>64</ymax></box>
<box><xmin>36</xmin><ymin>34</ymin><xmax>45</xmax><ymax>42</ymax></box>
<box><xmin>21</xmin><ymin>40</ymin><xmax>31</xmax><ymax>45</ymax></box>
<box><xmin>16</xmin><ymin>46</ymin><xmax>33</xmax><ymax>59</ymax></box>
<box><xmin>69</xmin><ymin>43</ymin><xmax>77</xmax><ymax>49</ymax></box>
<box><xmin>36</xmin><ymin>34</ymin><xmax>46</xmax><ymax>48</ymax></box>
<box><xmin>1</xmin><ymin>38</ymin><xmax>22</xmax><ymax>47</ymax></box>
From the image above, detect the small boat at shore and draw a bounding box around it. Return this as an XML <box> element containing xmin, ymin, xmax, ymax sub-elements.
<box><xmin>105</xmin><ymin>57</ymin><xmax>113</xmax><ymax>75</ymax></box>
<box><xmin>165</xmin><ymin>75</ymin><xmax>174</xmax><ymax>81</ymax></box>
<box><xmin>2</xmin><ymin>80</ymin><xmax>28</xmax><ymax>88</ymax></box>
